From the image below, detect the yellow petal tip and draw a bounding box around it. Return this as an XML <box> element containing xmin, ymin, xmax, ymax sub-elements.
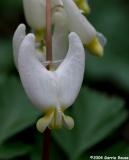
<box><xmin>75</xmin><ymin>0</ymin><xmax>90</xmax><ymax>15</ymax></box>
<box><xmin>36</xmin><ymin>111</ymin><xmax>54</xmax><ymax>133</ymax></box>
<box><xmin>36</xmin><ymin>108</ymin><xmax>74</xmax><ymax>133</ymax></box>
<box><xmin>86</xmin><ymin>37</ymin><xmax>104</xmax><ymax>57</ymax></box>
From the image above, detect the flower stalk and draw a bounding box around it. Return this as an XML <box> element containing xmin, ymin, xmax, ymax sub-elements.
<box><xmin>42</xmin><ymin>0</ymin><xmax>52</xmax><ymax>160</ymax></box>
<box><xmin>42</xmin><ymin>128</ymin><xmax>51</xmax><ymax>160</ymax></box>
<box><xmin>46</xmin><ymin>0</ymin><xmax>52</xmax><ymax>69</ymax></box>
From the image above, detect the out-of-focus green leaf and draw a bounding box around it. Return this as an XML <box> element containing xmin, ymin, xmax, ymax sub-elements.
<box><xmin>30</xmin><ymin>133</ymin><xmax>42</xmax><ymax>160</ymax></box>
<box><xmin>0</xmin><ymin>0</ymin><xmax>22</xmax><ymax>15</ymax></box>
<box><xmin>97</xmin><ymin>141</ymin><xmax>129</xmax><ymax>156</ymax></box>
<box><xmin>79</xmin><ymin>141</ymin><xmax>129</xmax><ymax>160</ymax></box>
<box><xmin>0</xmin><ymin>74</ymin><xmax>7</xmax><ymax>85</ymax></box>
<box><xmin>0</xmin><ymin>0</ymin><xmax>22</xmax><ymax>8</ymax></box>
<box><xmin>0</xmin><ymin>77</ymin><xmax>40</xmax><ymax>144</ymax></box>
<box><xmin>52</xmin><ymin>87</ymin><xmax>127</xmax><ymax>160</ymax></box>
<box><xmin>86</xmin><ymin>0</ymin><xmax>129</xmax><ymax>91</ymax></box>
<box><xmin>30</xmin><ymin>133</ymin><xmax>65</xmax><ymax>160</ymax></box>
<box><xmin>0</xmin><ymin>39</ymin><xmax>13</xmax><ymax>73</ymax></box>
<box><xmin>0</xmin><ymin>141</ymin><xmax>31</xmax><ymax>159</ymax></box>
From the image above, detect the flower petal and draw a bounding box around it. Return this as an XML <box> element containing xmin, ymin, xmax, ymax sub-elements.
<box><xmin>18</xmin><ymin>32</ymin><xmax>85</xmax><ymax>111</ymax></box>
<box><xmin>23</xmin><ymin>0</ymin><xmax>46</xmax><ymax>30</ymax></box>
<box><xmin>52</xmin><ymin>7</ymin><xmax>69</xmax><ymax>63</ymax></box>
<box><xmin>18</xmin><ymin>34</ymin><xmax>58</xmax><ymax>110</ymax></box>
<box><xmin>74</xmin><ymin>0</ymin><xmax>90</xmax><ymax>15</ymax></box>
<box><xmin>23</xmin><ymin>0</ymin><xmax>63</xmax><ymax>30</ymax></box>
<box><xmin>13</xmin><ymin>24</ymin><xmax>26</xmax><ymax>69</ymax></box>
<box><xmin>56</xmin><ymin>32</ymin><xmax>85</xmax><ymax>109</ymax></box>
<box><xmin>49</xmin><ymin>108</ymin><xmax>63</xmax><ymax>129</ymax></box>
<box><xmin>62</xmin><ymin>113</ymin><xmax>74</xmax><ymax>129</ymax></box>
<box><xmin>36</xmin><ymin>111</ymin><xmax>54</xmax><ymax>133</ymax></box>
<box><xmin>62</xmin><ymin>0</ymin><xmax>96</xmax><ymax>44</ymax></box>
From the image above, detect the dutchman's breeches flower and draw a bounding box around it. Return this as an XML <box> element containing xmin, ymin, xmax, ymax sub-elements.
<box><xmin>61</xmin><ymin>0</ymin><xmax>106</xmax><ymax>56</ymax></box>
<box><xmin>13</xmin><ymin>0</ymin><xmax>106</xmax><ymax>133</ymax></box>
<box><xmin>13</xmin><ymin>24</ymin><xmax>85</xmax><ymax>132</ymax></box>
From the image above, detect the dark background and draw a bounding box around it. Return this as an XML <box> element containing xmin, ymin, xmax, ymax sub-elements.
<box><xmin>0</xmin><ymin>0</ymin><xmax>129</xmax><ymax>159</ymax></box>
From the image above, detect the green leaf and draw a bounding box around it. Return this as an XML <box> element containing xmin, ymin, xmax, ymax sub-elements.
<box><xmin>79</xmin><ymin>141</ymin><xmax>129</xmax><ymax>160</ymax></box>
<box><xmin>0</xmin><ymin>141</ymin><xmax>31</xmax><ymax>159</ymax></box>
<box><xmin>98</xmin><ymin>141</ymin><xmax>129</xmax><ymax>157</ymax></box>
<box><xmin>86</xmin><ymin>0</ymin><xmax>129</xmax><ymax>91</ymax></box>
<box><xmin>0</xmin><ymin>0</ymin><xmax>22</xmax><ymax>8</ymax></box>
<box><xmin>0</xmin><ymin>39</ymin><xmax>13</xmax><ymax>73</ymax></box>
<box><xmin>0</xmin><ymin>77</ymin><xmax>40</xmax><ymax>144</ymax></box>
<box><xmin>30</xmin><ymin>133</ymin><xmax>42</xmax><ymax>160</ymax></box>
<box><xmin>30</xmin><ymin>133</ymin><xmax>65</xmax><ymax>160</ymax></box>
<box><xmin>0</xmin><ymin>0</ymin><xmax>22</xmax><ymax>14</ymax></box>
<box><xmin>0</xmin><ymin>74</ymin><xmax>7</xmax><ymax>85</ymax></box>
<box><xmin>52</xmin><ymin>87</ymin><xmax>127</xmax><ymax>160</ymax></box>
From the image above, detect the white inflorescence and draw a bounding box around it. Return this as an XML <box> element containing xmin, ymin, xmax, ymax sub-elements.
<box><xmin>12</xmin><ymin>0</ymin><xmax>106</xmax><ymax>132</ymax></box>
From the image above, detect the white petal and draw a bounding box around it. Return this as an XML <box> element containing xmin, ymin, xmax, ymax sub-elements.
<box><xmin>62</xmin><ymin>0</ymin><xmax>96</xmax><ymax>44</ymax></box>
<box><xmin>36</xmin><ymin>112</ymin><xmax>54</xmax><ymax>133</ymax></box>
<box><xmin>18</xmin><ymin>34</ymin><xmax>58</xmax><ymax>110</ymax></box>
<box><xmin>56</xmin><ymin>32</ymin><xmax>85</xmax><ymax>109</ymax></box>
<box><xmin>52</xmin><ymin>7</ymin><xmax>69</xmax><ymax>63</ymax></box>
<box><xmin>13</xmin><ymin>24</ymin><xmax>26</xmax><ymax>69</ymax></box>
<box><xmin>23</xmin><ymin>0</ymin><xmax>46</xmax><ymax>30</ymax></box>
<box><xmin>18</xmin><ymin>32</ymin><xmax>85</xmax><ymax>111</ymax></box>
<box><xmin>62</xmin><ymin>113</ymin><xmax>74</xmax><ymax>129</ymax></box>
<box><xmin>23</xmin><ymin>0</ymin><xmax>63</xmax><ymax>30</ymax></box>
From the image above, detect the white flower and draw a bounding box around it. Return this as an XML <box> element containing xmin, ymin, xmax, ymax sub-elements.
<box><xmin>62</xmin><ymin>0</ymin><xmax>106</xmax><ymax>56</ymax></box>
<box><xmin>62</xmin><ymin>0</ymin><xmax>95</xmax><ymax>44</ymax></box>
<box><xmin>13</xmin><ymin>24</ymin><xmax>85</xmax><ymax>132</ymax></box>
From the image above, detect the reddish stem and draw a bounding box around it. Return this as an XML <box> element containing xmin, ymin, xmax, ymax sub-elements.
<box><xmin>42</xmin><ymin>128</ymin><xmax>51</xmax><ymax>160</ymax></box>
<box><xmin>42</xmin><ymin>0</ymin><xmax>52</xmax><ymax>160</ymax></box>
<box><xmin>46</xmin><ymin>0</ymin><xmax>52</xmax><ymax>69</ymax></box>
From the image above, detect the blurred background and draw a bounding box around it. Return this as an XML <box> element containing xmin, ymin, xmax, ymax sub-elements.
<box><xmin>0</xmin><ymin>0</ymin><xmax>129</xmax><ymax>159</ymax></box>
